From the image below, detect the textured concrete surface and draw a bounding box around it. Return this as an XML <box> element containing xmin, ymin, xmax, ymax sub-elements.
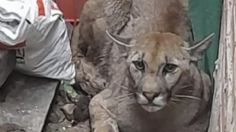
<box><xmin>0</xmin><ymin>50</ymin><xmax>15</xmax><ymax>87</ymax></box>
<box><xmin>0</xmin><ymin>72</ymin><xmax>59</xmax><ymax>132</ymax></box>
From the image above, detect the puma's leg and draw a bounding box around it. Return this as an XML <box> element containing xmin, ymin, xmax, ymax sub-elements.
<box><xmin>89</xmin><ymin>89</ymin><xmax>119</xmax><ymax>132</ymax></box>
<box><xmin>94</xmin><ymin>118</ymin><xmax>119</xmax><ymax>132</ymax></box>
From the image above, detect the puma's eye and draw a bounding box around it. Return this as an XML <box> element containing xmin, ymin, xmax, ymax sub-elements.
<box><xmin>132</xmin><ymin>61</ymin><xmax>145</xmax><ymax>71</ymax></box>
<box><xmin>163</xmin><ymin>64</ymin><xmax>177</xmax><ymax>73</ymax></box>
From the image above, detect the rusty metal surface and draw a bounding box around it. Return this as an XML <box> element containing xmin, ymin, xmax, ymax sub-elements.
<box><xmin>0</xmin><ymin>71</ymin><xmax>59</xmax><ymax>132</ymax></box>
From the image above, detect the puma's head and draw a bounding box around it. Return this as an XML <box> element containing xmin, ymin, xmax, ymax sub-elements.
<box><xmin>106</xmin><ymin>31</ymin><xmax>214</xmax><ymax>112</ymax></box>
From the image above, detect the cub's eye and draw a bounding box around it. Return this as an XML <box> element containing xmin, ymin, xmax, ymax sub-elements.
<box><xmin>132</xmin><ymin>61</ymin><xmax>145</xmax><ymax>71</ymax></box>
<box><xmin>163</xmin><ymin>64</ymin><xmax>177</xmax><ymax>73</ymax></box>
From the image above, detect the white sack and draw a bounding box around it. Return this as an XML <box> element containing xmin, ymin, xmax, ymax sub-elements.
<box><xmin>0</xmin><ymin>0</ymin><xmax>75</xmax><ymax>83</ymax></box>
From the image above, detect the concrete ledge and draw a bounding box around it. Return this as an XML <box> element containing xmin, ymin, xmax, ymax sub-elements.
<box><xmin>0</xmin><ymin>50</ymin><xmax>15</xmax><ymax>87</ymax></box>
<box><xmin>0</xmin><ymin>72</ymin><xmax>59</xmax><ymax>132</ymax></box>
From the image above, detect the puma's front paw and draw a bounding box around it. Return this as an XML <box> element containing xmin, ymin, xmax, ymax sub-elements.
<box><xmin>94</xmin><ymin>121</ymin><xmax>119</xmax><ymax>132</ymax></box>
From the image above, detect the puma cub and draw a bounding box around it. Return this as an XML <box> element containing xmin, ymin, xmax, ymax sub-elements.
<box><xmin>75</xmin><ymin>0</ymin><xmax>214</xmax><ymax>131</ymax></box>
<box><xmin>89</xmin><ymin>32</ymin><xmax>213</xmax><ymax>132</ymax></box>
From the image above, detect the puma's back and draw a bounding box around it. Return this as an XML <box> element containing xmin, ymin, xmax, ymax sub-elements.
<box><xmin>77</xmin><ymin>0</ymin><xmax>192</xmax><ymax>48</ymax></box>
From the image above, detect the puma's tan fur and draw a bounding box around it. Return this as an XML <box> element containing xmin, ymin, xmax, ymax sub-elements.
<box><xmin>72</xmin><ymin>0</ymin><xmax>213</xmax><ymax>132</ymax></box>
<box><xmin>71</xmin><ymin>0</ymin><xmax>193</xmax><ymax>95</ymax></box>
<box><xmin>89</xmin><ymin>32</ymin><xmax>213</xmax><ymax>132</ymax></box>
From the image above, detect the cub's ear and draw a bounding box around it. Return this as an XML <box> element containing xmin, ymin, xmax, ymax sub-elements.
<box><xmin>185</xmin><ymin>33</ymin><xmax>215</xmax><ymax>60</ymax></box>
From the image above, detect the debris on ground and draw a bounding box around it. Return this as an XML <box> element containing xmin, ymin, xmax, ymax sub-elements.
<box><xmin>44</xmin><ymin>83</ymin><xmax>90</xmax><ymax>132</ymax></box>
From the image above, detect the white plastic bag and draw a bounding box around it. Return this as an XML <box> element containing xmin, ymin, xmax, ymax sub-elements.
<box><xmin>0</xmin><ymin>0</ymin><xmax>75</xmax><ymax>83</ymax></box>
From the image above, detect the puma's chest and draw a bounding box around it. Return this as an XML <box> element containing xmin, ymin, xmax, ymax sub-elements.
<box><xmin>115</xmin><ymin>98</ymin><xmax>208</xmax><ymax>132</ymax></box>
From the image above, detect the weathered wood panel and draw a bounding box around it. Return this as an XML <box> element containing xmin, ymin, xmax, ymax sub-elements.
<box><xmin>208</xmin><ymin>0</ymin><xmax>236</xmax><ymax>131</ymax></box>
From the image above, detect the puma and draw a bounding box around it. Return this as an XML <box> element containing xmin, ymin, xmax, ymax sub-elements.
<box><xmin>89</xmin><ymin>32</ymin><xmax>213</xmax><ymax>132</ymax></box>
<box><xmin>72</xmin><ymin>0</ymin><xmax>214</xmax><ymax>131</ymax></box>
<box><xmin>72</xmin><ymin>0</ymin><xmax>192</xmax><ymax>95</ymax></box>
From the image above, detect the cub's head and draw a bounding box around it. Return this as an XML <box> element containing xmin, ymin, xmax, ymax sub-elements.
<box><xmin>106</xmin><ymin>31</ymin><xmax>214</xmax><ymax>112</ymax></box>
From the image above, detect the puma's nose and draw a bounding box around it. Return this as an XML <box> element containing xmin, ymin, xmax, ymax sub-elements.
<box><xmin>143</xmin><ymin>92</ymin><xmax>160</xmax><ymax>102</ymax></box>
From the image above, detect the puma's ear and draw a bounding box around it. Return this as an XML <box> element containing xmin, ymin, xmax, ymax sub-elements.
<box><xmin>185</xmin><ymin>33</ymin><xmax>215</xmax><ymax>60</ymax></box>
<box><xmin>105</xmin><ymin>30</ymin><xmax>135</xmax><ymax>47</ymax></box>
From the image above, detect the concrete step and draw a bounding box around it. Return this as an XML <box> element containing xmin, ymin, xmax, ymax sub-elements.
<box><xmin>0</xmin><ymin>72</ymin><xmax>59</xmax><ymax>132</ymax></box>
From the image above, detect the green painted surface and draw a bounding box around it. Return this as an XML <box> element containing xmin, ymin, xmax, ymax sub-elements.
<box><xmin>189</xmin><ymin>0</ymin><xmax>222</xmax><ymax>79</ymax></box>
